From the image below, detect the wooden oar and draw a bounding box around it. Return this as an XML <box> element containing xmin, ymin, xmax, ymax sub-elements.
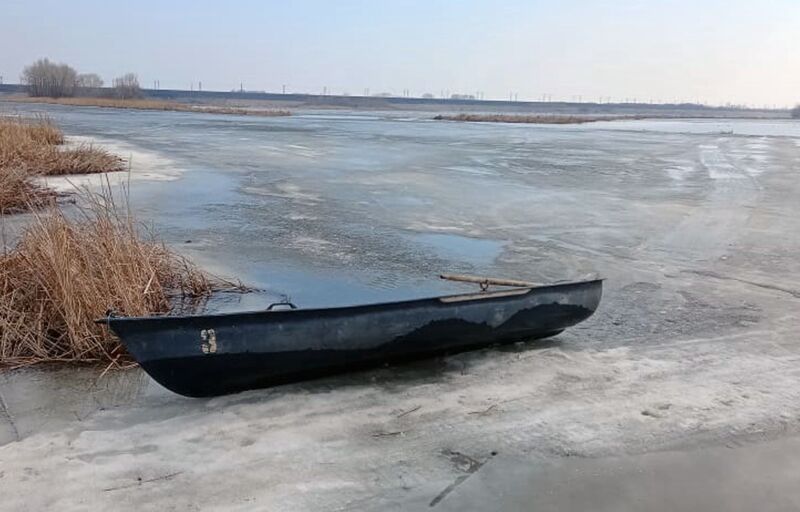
<box><xmin>439</xmin><ymin>273</ymin><xmax>541</xmax><ymax>289</ymax></box>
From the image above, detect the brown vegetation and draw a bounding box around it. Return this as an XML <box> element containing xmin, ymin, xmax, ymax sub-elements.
<box><xmin>0</xmin><ymin>115</ymin><xmax>125</xmax><ymax>212</ymax></box>
<box><xmin>0</xmin><ymin>167</ymin><xmax>51</xmax><ymax>213</ymax></box>
<box><xmin>0</xmin><ymin>114</ymin><xmax>124</xmax><ymax>175</ymax></box>
<box><xmin>8</xmin><ymin>96</ymin><xmax>292</xmax><ymax>117</ymax></box>
<box><xmin>34</xmin><ymin>144</ymin><xmax>125</xmax><ymax>176</ymax></box>
<box><xmin>433</xmin><ymin>113</ymin><xmax>644</xmax><ymax>124</ymax></box>
<box><xmin>0</xmin><ymin>116</ymin><xmax>245</xmax><ymax>367</ymax></box>
<box><xmin>0</xmin><ymin>190</ymin><xmax>236</xmax><ymax>366</ymax></box>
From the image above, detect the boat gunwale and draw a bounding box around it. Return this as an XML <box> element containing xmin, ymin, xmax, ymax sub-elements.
<box><xmin>103</xmin><ymin>277</ymin><xmax>604</xmax><ymax>325</ymax></box>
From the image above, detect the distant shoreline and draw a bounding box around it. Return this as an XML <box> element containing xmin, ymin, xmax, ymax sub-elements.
<box><xmin>0</xmin><ymin>83</ymin><xmax>789</xmax><ymax>120</ymax></box>
<box><xmin>3</xmin><ymin>96</ymin><xmax>292</xmax><ymax>117</ymax></box>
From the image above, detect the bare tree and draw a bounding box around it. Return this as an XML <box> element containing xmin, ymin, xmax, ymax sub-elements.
<box><xmin>76</xmin><ymin>73</ymin><xmax>104</xmax><ymax>89</ymax></box>
<box><xmin>112</xmin><ymin>73</ymin><xmax>142</xmax><ymax>99</ymax></box>
<box><xmin>21</xmin><ymin>58</ymin><xmax>78</xmax><ymax>97</ymax></box>
<box><xmin>792</xmin><ymin>105</ymin><xmax>800</xmax><ymax>119</ymax></box>
<box><xmin>75</xmin><ymin>73</ymin><xmax>104</xmax><ymax>97</ymax></box>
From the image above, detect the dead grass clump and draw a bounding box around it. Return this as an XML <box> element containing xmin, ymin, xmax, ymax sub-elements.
<box><xmin>37</xmin><ymin>144</ymin><xmax>125</xmax><ymax>176</ymax></box>
<box><xmin>0</xmin><ymin>189</ymin><xmax>232</xmax><ymax>366</ymax></box>
<box><xmin>0</xmin><ymin>115</ymin><xmax>60</xmax><ymax>172</ymax></box>
<box><xmin>0</xmin><ymin>114</ymin><xmax>64</xmax><ymax>145</ymax></box>
<box><xmin>0</xmin><ymin>115</ymin><xmax>125</xmax><ymax>212</ymax></box>
<box><xmin>0</xmin><ymin>115</ymin><xmax>125</xmax><ymax>176</ymax></box>
<box><xmin>0</xmin><ymin>167</ymin><xmax>52</xmax><ymax>214</ymax></box>
<box><xmin>190</xmin><ymin>105</ymin><xmax>293</xmax><ymax>117</ymax></box>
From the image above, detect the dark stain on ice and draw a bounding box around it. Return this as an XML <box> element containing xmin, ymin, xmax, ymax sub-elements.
<box><xmin>429</xmin><ymin>449</ymin><xmax>494</xmax><ymax>507</ymax></box>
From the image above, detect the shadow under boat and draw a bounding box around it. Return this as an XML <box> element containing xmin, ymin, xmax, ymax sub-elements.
<box><xmin>101</xmin><ymin>274</ymin><xmax>603</xmax><ymax>397</ymax></box>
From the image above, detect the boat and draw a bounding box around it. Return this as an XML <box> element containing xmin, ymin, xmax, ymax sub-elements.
<box><xmin>102</xmin><ymin>274</ymin><xmax>603</xmax><ymax>397</ymax></box>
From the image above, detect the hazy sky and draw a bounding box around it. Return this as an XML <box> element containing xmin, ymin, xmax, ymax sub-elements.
<box><xmin>3</xmin><ymin>0</ymin><xmax>799</xmax><ymax>106</ymax></box>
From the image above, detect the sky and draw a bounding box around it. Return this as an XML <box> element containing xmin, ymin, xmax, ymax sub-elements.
<box><xmin>2</xmin><ymin>0</ymin><xmax>799</xmax><ymax>106</ymax></box>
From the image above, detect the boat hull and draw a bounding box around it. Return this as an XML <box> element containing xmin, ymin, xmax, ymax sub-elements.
<box><xmin>106</xmin><ymin>279</ymin><xmax>602</xmax><ymax>397</ymax></box>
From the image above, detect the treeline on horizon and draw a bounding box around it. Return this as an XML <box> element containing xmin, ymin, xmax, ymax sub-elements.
<box><xmin>12</xmin><ymin>57</ymin><xmax>800</xmax><ymax>118</ymax></box>
<box><xmin>20</xmin><ymin>58</ymin><xmax>142</xmax><ymax>99</ymax></box>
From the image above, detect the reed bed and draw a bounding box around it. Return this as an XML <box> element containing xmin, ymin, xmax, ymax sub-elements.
<box><xmin>34</xmin><ymin>144</ymin><xmax>125</xmax><ymax>176</ymax></box>
<box><xmin>0</xmin><ymin>116</ymin><xmax>238</xmax><ymax>367</ymax></box>
<box><xmin>9</xmin><ymin>96</ymin><xmax>292</xmax><ymax>117</ymax></box>
<box><xmin>0</xmin><ymin>167</ymin><xmax>51</xmax><ymax>213</ymax></box>
<box><xmin>0</xmin><ymin>114</ymin><xmax>63</xmax><ymax>145</ymax></box>
<box><xmin>433</xmin><ymin>113</ymin><xmax>644</xmax><ymax>124</ymax></box>
<box><xmin>0</xmin><ymin>188</ymin><xmax>239</xmax><ymax>366</ymax></box>
<box><xmin>0</xmin><ymin>114</ymin><xmax>125</xmax><ymax>176</ymax></box>
<box><xmin>0</xmin><ymin>115</ymin><xmax>124</xmax><ymax>212</ymax></box>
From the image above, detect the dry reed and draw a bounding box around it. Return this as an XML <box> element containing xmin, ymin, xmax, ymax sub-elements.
<box><xmin>34</xmin><ymin>144</ymin><xmax>125</xmax><ymax>176</ymax></box>
<box><xmin>0</xmin><ymin>115</ymin><xmax>124</xmax><ymax>212</ymax></box>
<box><xmin>0</xmin><ymin>167</ymin><xmax>51</xmax><ymax>214</ymax></box>
<box><xmin>9</xmin><ymin>96</ymin><xmax>292</xmax><ymax>117</ymax></box>
<box><xmin>0</xmin><ymin>186</ymin><xmax>237</xmax><ymax>366</ymax></box>
<box><xmin>433</xmin><ymin>113</ymin><xmax>644</xmax><ymax>124</ymax></box>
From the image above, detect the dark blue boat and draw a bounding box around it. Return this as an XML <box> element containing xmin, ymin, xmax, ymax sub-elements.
<box><xmin>104</xmin><ymin>275</ymin><xmax>603</xmax><ymax>397</ymax></box>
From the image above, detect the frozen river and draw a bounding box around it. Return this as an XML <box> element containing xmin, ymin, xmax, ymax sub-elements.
<box><xmin>2</xmin><ymin>102</ymin><xmax>800</xmax><ymax>510</ymax></box>
<box><xmin>5</xmin><ymin>102</ymin><xmax>799</xmax><ymax>311</ymax></box>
